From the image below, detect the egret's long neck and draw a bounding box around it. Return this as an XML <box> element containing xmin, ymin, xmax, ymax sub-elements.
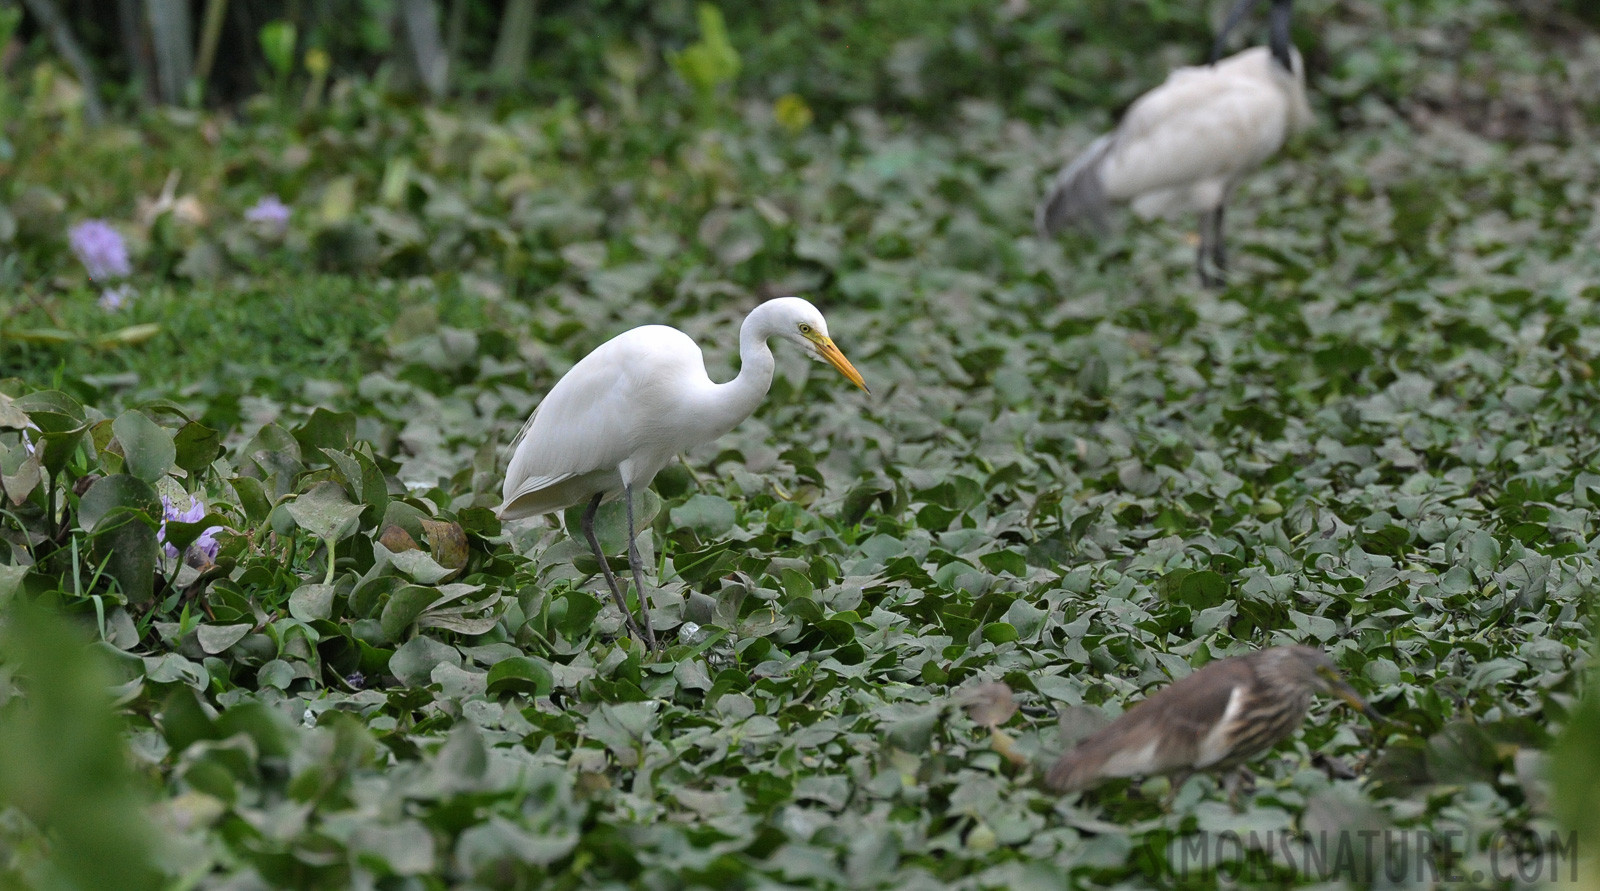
<box><xmin>703</xmin><ymin>308</ymin><xmax>778</xmax><ymax>436</ymax></box>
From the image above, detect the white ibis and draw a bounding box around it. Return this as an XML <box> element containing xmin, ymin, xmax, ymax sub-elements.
<box><xmin>1036</xmin><ymin>0</ymin><xmax>1310</xmax><ymax>287</ymax></box>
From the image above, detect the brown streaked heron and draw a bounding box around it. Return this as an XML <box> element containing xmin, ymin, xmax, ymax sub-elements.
<box><xmin>1046</xmin><ymin>645</ymin><xmax>1381</xmax><ymax>795</ymax></box>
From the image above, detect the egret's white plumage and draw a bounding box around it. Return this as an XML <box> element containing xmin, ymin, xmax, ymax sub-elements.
<box><xmin>1036</xmin><ymin>0</ymin><xmax>1310</xmax><ymax>287</ymax></box>
<box><xmin>498</xmin><ymin>296</ymin><xmax>867</xmax><ymax>649</ymax></box>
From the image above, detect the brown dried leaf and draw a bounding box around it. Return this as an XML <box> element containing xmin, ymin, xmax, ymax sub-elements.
<box><xmin>379</xmin><ymin>524</ymin><xmax>419</xmax><ymax>553</ymax></box>
<box><xmin>421</xmin><ymin>518</ymin><xmax>469</xmax><ymax>572</ymax></box>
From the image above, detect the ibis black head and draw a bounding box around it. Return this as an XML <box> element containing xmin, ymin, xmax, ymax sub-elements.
<box><xmin>1212</xmin><ymin>0</ymin><xmax>1295</xmax><ymax>72</ymax></box>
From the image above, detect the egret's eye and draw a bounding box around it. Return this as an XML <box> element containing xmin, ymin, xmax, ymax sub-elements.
<box><xmin>798</xmin><ymin>324</ymin><xmax>813</xmax><ymax>335</ymax></box>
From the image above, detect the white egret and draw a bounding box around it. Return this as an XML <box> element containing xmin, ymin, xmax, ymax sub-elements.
<box><xmin>1035</xmin><ymin>0</ymin><xmax>1309</xmax><ymax>287</ymax></box>
<box><xmin>497</xmin><ymin>297</ymin><xmax>869</xmax><ymax>650</ymax></box>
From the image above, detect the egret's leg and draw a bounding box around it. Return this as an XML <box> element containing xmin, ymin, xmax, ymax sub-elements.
<box><xmin>624</xmin><ymin>483</ymin><xmax>660</xmax><ymax>651</ymax></box>
<box><xmin>580</xmin><ymin>493</ymin><xmax>646</xmax><ymax>644</ymax></box>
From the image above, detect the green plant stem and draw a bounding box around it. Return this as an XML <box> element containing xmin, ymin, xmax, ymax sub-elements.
<box><xmin>17</xmin><ymin>0</ymin><xmax>105</xmax><ymax>124</ymax></box>
<box><xmin>193</xmin><ymin>0</ymin><xmax>229</xmax><ymax>92</ymax></box>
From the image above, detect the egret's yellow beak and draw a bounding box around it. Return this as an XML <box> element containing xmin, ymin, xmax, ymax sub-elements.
<box><xmin>814</xmin><ymin>336</ymin><xmax>870</xmax><ymax>394</ymax></box>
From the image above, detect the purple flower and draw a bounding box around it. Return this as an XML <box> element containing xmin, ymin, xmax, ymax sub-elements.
<box><xmin>158</xmin><ymin>494</ymin><xmax>223</xmax><ymax>566</ymax></box>
<box><xmin>99</xmin><ymin>284</ymin><xmax>134</xmax><ymax>311</ymax></box>
<box><xmin>68</xmin><ymin>220</ymin><xmax>131</xmax><ymax>282</ymax></box>
<box><xmin>191</xmin><ymin>527</ymin><xmax>222</xmax><ymax>564</ymax></box>
<box><xmin>245</xmin><ymin>195</ymin><xmax>291</xmax><ymax>235</ymax></box>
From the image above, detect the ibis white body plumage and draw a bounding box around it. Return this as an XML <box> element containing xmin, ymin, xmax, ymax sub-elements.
<box><xmin>1037</xmin><ymin>0</ymin><xmax>1310</xmax><ymax>287</ymax></box>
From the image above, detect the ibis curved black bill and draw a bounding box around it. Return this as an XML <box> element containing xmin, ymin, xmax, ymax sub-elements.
<box><xmin>1211</xmin><ymin>0</ymin><xmax>1294</xmax><ymax>71</ymax></box>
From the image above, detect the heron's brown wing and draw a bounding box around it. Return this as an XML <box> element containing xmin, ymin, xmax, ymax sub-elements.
<box><xmin>1046</xmin><ymin>658</ymin><xmax>1254</xmax><ymax>792</ymax></box>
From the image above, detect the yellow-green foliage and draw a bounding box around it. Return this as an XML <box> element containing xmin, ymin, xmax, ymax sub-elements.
<box><xmin>668</xmin><ymin>4</ymin><xmax>742</xmax><ymax>109</ymax></box>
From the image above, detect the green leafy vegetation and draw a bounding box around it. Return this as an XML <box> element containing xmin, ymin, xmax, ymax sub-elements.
<box><xmin>2</xmin><ymin>0</ymin><xmax>1599</xmax><ymax>887</ymax></box>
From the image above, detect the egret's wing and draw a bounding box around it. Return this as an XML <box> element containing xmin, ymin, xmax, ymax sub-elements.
<box><xmin>499</xmin><ymin>326</ymin><xmax>707</xmax><ymax>519</ymax></box>
<box><xmin>500</xmin><ymin>342</ymin><xmax>639</xmax><ymax>513</ymax></box>
<box><xmin>1098</xmin><ymin>55</ymin><xmax>1292</xmax><ymax>202</ymax></box>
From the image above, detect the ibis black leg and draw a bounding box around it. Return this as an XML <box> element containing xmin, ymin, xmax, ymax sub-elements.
<box><xmin>1210</xmin><ymin>205</ymin><xmax>1228</xmax><ymax>281</ymax></box>
<box><xmin>624</xmin><ymin>483</ymin><xmax>659</xmax><ymax>651</ymax></box>
<box><xmin>1197</xmin><ymin>206</ymin><xmax>1227</xmax><ymax>289</ymax></box>
<box><xmin>580</xmin><ymin>493</ymin><xmax>647</xmax><ymax>645</ymax></box>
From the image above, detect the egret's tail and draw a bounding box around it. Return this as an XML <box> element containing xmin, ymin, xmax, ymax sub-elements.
<box><xmin>1035</xmin><ymin>134</ymin><xmax>1114</xmax><ymax>238</ymax></box>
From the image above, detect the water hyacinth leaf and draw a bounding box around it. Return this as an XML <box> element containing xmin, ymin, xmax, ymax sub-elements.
<box><xmin>229</xmin><ymin>477</ymin><xmax>270</xmax><ymax>524</ymax></box>
<box><xmin>288</xmin><ymin>583</ymin><xmax>337</xmax><ymax>623</ymax></box>
<box><xmin>0</xmin><ymin>396</ymin><xmax>27</xmax><ymax>430</ymax></box>
<box><xmin>171</xmin><ymin>422</ymin><xmax>222</xmax><ymax>474</ymax></box>
<box><xmin>13</xmin><ymin>390</ymin><xmax>85</xmax><ymax>432</ymax></box>
<box><xmin>2</xmin><ymin>445</ymin><xmax>41</xmax><ymax>505</ymax></box>
<box><xmin>381</xmin><ymin>585</ymin><xmax>444</xmax><ymax>640</ymax></box>
<box><xmin>671</xmin><ymin>494</ymin><xmax>737</xmax><ymax>538</ymax></box>
<box><xmin>291</xmin><ymin>408</ymin><xmax>356</xmax><ymax>455</ymax></box>
<box><xmin>1177</xmin><ymin>570</ymin><xmax>1229</xmax><ymax>609</ymax></box>
<box><xmin>164</xmin><ymin>514</ymin><xmax>228</xmax><ymax>554</ymax></box>
<box><xmin>585</xmin><ymin>701</ymin><xmax>660</xmax><ymax>762</ymax></box>
<box><xmin>387</xmin><ymin>548</ymin><xmax>454</xmax><ymax>585</ymax></box>
<box><xmin>389</xmin><ymin>635</ymin><xmax>460</xmax><ymax>687</ymax></box>
<box><xmin>351</xmin><ymin>820</ymin><xmax>436</xmax><ymax>876</ymax></box>
<box><xmin>93</xmin><ymin>518</ymin><xmax>158</xmax><ymax>605</ymax></box>
<box><xmin>112</xmin><ymin>412</ymin><xmax>175</xmax><ymax>484</ymax></box>
<box><xmin>257</xmin><ymin>660</ymin><xmax>295</xmax><ymax>691</ymax></box>
<box><xmin>212</xmin><ymin>700</ymin><xmax>294</xmax><ymax>758</ymax></box>
<box><xmin>36</xmin><ymin>428</ymin><xmax>88</xmax><ymax>479</ymax></box>
<box><xmin>285</xmin><ymin>481</ymin><xmax>366</xmax><ymax>543</ymax></box>
<box><xmin>981</xmin><ymin>622</ymin><xmax>1019</xmax><ymax>645</ymax></box>
<box><xmin>381</xmin><ymin>500</ymin><xmax>429</xmax><ymax>543</ymax></box>
<box><xmin>456</xmin><ymin>814</ymin><xmax>580</xmax><ymax>873</ymax></box>
<box><xmin>324</xmin><ymin>450</ymin><xmax>389</xmax><ymax>525</ymax></box>
<box><xmin>78</xmin><ymin>475</ymin><xmax>160</xmax><ymax>533</ymax></box>
<box><xmin>563</xmin><ymin>489</ymin><xmax>661</xmax><ymax>555</ymax></box>
<box><xmin>195</xmin><ymin>624</ymin><xmax>251</xmax><ymax>655</ymax></box>
<box><xmin>557</xmin><ymin>590</ymin><xmax>604</xmax><ymax>640</ymax></box>
<box><xmin>143</xmin><ymin>653</ymin><xmax>209</xmax><ymax>690</ymax></box>
<box><xmin>417</xmin><ymin>594</ymin><xmax>504</xmax><ymax>635</ymax></box>
<box><xmin>0</xmin><ymin>564</ymin><xmax>27</xmax><ymax>600</ymax></box>
<box><xmin>486</xmin><ymin>656</ymin><xmax>553</xmax><ymax>697</ymax></box>
<box><xmin>351</xmin><ymin>449</ymin><xmax>390</xmax><ymax>519</ymax></box>
<box><xmin>884</xmin><ymin>703</ymin><xmax>941</xmax><ymax>752</ymax></box>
